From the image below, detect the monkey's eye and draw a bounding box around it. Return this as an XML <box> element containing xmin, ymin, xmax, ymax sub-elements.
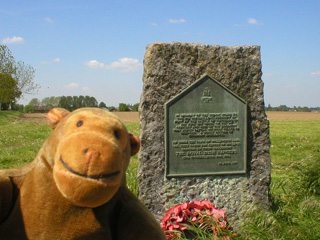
<box><xmin>114</xmin><ymin>130</ymin><xmax>120</xmax><ymax>139</ymax></box>
<box><xmin>77</xmin><ymin>120</ymin><xmax>83</xmax><ymax>127</ymax></box>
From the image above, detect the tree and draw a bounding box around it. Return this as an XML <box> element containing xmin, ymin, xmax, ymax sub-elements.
<box><xmin>14</xmin><ymin>61</ymin><xmax>39</xmax><ymax>96</ymax></box>
<box><xmin>41</xmin><ymin>96</ymin><xmax>60</xmax><ymax>111</ymax></box>
<box><xmin>78</xmin><ymin>95</ymin><xmax>85</xmax><ymax>108</ymax></box>
<box><xmin>73</xmin><ymin>96</ymin><xmax>80</xmax><ymax>109</ymax></box>
<box><xmin>28</xmin><ymin>98</ymin><xmax>40</xmax><ymax>107</ymax></box>
<box><xmin>99</xmin><ymin>102</ymin><xmax>107</xmax><ymax>108</ymax></box>
<box><xmin>0</xmin><ymin>45</ymin><xmax>39</xmax><ymax>108</ymax></box>
<box><xmin>118</xmin><ymin>103</ymin><xmax>130</xmax><ymax>111</ymax></box>
<box><xmin>58</xmin><ymin>95</ymin><xmax>98</xmax><ymax>111</ymax></box>
<box><xmin>0</xmin><ymin>45</ymin><xmax>15</xmax><ymax>74</ymax></box>
<box><xmin>0</xmin><ymin>46</ymin><xmax>19</xmax><ymax>109</ymax></box>
<box><xmin>0</xmin><ymin>73</ymin><xmax>21</xmax><ymax>110</ymax></box>
<box><xmin>90</xmin><ymin>97</ymin><xmax>98</xmax><ymax>107</ymax></box>
<box><xmin>83</xmin><ymin>96</ymin><xmax>98</xmax><ymax>108</ymax></box>
<box><xmin>11</xmin><ymin>103</ymin><xmax>24</xmax><ymax>112</ymax></box>
<box><xmin>66</xmin><ymin>96</ymin><xmax>73</xmax><ymax>110</ymax></box>
<box><xmin>300</xmin><ymin>106</ymin><xmax>311</xmax><ymax>112</ymax></box>
<box><xmin>24</xmin><ymin>98</ymin><xmax>40</xmax><ymax>113</ymax></box>
<box><xmin>132</xmin><ymin>103</ymin><xmax>139</xmax><ymax>111</ymax></box>
<box><xmin>58</xmin><ymin>96</ymin><xmax>69</xmax><ymax>110</ymax></box>
<box><xmin>277</xmin><ymin>105</ymin><xmax>289</xmax><ymax>111</ymax></box>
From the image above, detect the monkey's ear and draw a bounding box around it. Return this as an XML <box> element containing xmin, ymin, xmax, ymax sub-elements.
<box><xmin>47</xmin><ymin>108</ymin><xmax>70</xmax><ymax>129</ymax></box>
<box><xmin>129</xmin><ymin>133</ymin><xmax>140</xmax><ymax>156</ymax></box>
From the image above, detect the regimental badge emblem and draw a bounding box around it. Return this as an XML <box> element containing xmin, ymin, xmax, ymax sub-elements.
<box><xmin>201</xmin><ymin>87</ymin><xmax>212</xmax><ymax>103</ymax></box>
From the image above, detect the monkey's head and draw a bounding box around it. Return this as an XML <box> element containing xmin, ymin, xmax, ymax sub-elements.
<box><xmin>45</xmin><ymin>107</ymin><xmax>140</xmax><ymax>208</ymax></box>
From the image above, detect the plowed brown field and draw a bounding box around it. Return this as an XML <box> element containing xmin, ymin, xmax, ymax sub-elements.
<box><xmin>17</xmin><ymin>111</ymin><xmax>320</xmax><ymax>124</ymax></box>
<box><xmin>266</xmin><ymin>111</ymin><xmax>320</xmax><ymax>121</ymax></box>
<box><xmin>17</xmin><ymin>112</ymin><xmax>140</xmax><ymax>124</ymax></box>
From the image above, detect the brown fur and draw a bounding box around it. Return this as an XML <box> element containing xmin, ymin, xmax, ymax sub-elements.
<box><xmin>0</xmin><ymin>108</ymin><xmax>166</xmax><ymax>239</ymax></box>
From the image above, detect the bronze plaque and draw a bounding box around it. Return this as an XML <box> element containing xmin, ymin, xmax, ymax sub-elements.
<box><xmin>165</xmin><ymin>75</ymin><xmax>247</xmax><ymax>177</ymax></box>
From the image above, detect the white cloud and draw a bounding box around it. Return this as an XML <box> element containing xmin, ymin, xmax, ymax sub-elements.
<box><xmin>149</xmin><ymin>22</ymin><xmax>158</xmax><ymax>26</ymax></box>
<box><xmin>65</xmin><ymin>82</ymin><xmax>79</xmax><ymax>89</ymax></box>
<box><xmin>169</xmin><ymin>18</ymin><xmax>186</xmax><ymax>24</ymax></box>
<box><xmin>235</xmin><ymin>18</ymin><xmax>262</xmax><ymax>27</ymax></box>
<box><xmin>2</xmin><ymin>36</ymin><xmax>25</xmax><ymax>44</ymax></box>
<box><xmin>248</xmin><ymin>18</ymin><xmax>263</xmax><ymax>25</ymax></box>
<box><xmin>85</xmin><ymin>58</ymin><xmax>142</xmax><ymax>72</ymax></box>
<box><xmin>45</xmin><ymin>17</ymin><xmax>53</xmax><ymax>23</ymax></box>
<box><xmin>310</xmin><ymin>71</ymin><xmax>320</xmax><ymax>76</ymax></box>
<box><xmin>106</xmin><ymin>58</ymin><xmax>142</xmax><ymax>72</ymax></box>
<box><xmin>53</xmin><ymin>58</ymin><xmax>61</xmax><ymax>62</ymax></box>
<box><xmin>82</xmin><ymin>86</ymin><xmax>90</xmax><ymax>91</ymax></box>
<box><xmin>85</xmin><ymin>60</ymin><xmax>105</xmax><ymax>69</ymax></box>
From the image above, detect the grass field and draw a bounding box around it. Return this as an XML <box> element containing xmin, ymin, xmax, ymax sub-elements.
<box><xmin>240</xmin><ymin>120</ymin><xmax>320</xmax><ymax>239</ymax></box>
<box><xmin>0</xmin><ymin>111</ymin><xmax>319</xmax><ymax>239</ymax></box>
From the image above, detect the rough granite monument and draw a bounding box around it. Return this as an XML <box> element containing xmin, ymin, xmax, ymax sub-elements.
<box><xmin>138</xmin><ymin>42</ymin><xmax>271</xmax><ymax>224</ymax></box>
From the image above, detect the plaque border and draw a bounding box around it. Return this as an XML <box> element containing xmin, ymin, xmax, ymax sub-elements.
<box><xmin>165</xmin><ymin>74</ymin><xmax>247</xmax><ymax>177</ymax></box>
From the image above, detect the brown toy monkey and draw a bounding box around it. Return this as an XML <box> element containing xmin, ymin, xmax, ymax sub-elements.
<box><xmin>0</xmin><ymin>108</ymin><xmax>166</xmax><ymax>239</ymax></box>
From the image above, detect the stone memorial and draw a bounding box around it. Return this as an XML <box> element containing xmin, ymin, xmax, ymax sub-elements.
<box><xmin>138</xmin><ymin>42</ymin><xmax>271</xmax><ymax>224</ymax></box>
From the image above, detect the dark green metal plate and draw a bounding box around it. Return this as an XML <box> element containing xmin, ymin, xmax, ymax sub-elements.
<box><xmin>165</xmin><ymin>75</ymin><xmax>247</xmax><ymax>177</ymax></box>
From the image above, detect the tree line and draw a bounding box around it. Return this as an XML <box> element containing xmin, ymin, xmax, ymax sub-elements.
<box><xmin>265</xmin><ymin>104</ymin><xmax>320</xmax><ymax>112</ymax></box>
<box><xmin>21</xmin><ymin>96</ymin><xmax>139</xmax><ymax>113</ymax></box>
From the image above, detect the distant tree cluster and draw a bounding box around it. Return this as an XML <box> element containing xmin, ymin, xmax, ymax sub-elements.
<box><xmin>23</xmin><ymin>96</ymin><xmax>99</xmax><ymax>113</ymax></box>
<box><xmin>118</xmin><ymin>103</ymin><xmax>139</xmax><ymax>112</ymax></box>
<box><xmin>0</xmin><ymin>45</ymin><xmax>39</xmax><ymax>110</ymax></box>
<box><xmin>265</xmin><ymin>104</ymin><xmax>320</xmax><ymax>112</ymax></box>
<box><xmin>22</xmin><ymin>96</ymin><xmax>139</xmax><ymax>113</ymax></box>
<box><xmin>130</xmin><ymin>103</ymin><xmax>140</xmax><ymax>111</ymax></box>
<box><xmin>58</xmin><ymin>96</ymin><xmax>98</xmax><ymax>111</ymax></box>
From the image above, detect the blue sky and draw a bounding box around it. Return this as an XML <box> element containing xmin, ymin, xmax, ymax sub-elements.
<box><xmin>1</xmin><ymin>0</ymin><xmax>319</xmax><ymax>107</ymax></box>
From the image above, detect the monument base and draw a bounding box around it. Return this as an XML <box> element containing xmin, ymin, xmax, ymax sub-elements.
<box><xmin>138</xmin><ymin>42</ymin><xmax>271</xmax><ymax>225</ymax></box>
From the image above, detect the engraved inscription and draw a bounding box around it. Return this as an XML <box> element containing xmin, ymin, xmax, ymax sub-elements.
<box><xmin>173</xmin><ymin>113</ymin><xmax>239</xmax><ymax>138</ymax></box>
<box><xmin>172</xmin><ymin>113</ymin><xmax>240</xmax><ymax>161</ymax></box>
<box><xmin>172</xmin><ymin>138</ymin><xmax>240</xmax><ymax>161</ymax></box>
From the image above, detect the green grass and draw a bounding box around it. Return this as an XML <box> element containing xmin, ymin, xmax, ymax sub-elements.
<box><xmin>124</xmin><ymin>122</ymin><xmax>140</xmax><ymax>195</ymax></box>
<box><xmin>0</xmin><ymin>111</ymin><xmax>23</xmax><ymax>125</ymax></box>
<box><xmin>1</xmin><ymin>111</ymin><xmax>320</xmax><ymax>239</ymax></box>
<box><xmin>237</xmin><ymin>120</ymin><xmax>320</xmax><ymax>240</ymax></box>
<box><xmin>0</xmin><ymin>111</ymin><xmax>52</xmax><ymax>168</ymax></box>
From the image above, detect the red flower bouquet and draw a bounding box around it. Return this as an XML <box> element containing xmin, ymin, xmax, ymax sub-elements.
<box><xmin>161</xmin><ymin>200</ymin><xmax>232</xmax><ymax>239</ymax></box>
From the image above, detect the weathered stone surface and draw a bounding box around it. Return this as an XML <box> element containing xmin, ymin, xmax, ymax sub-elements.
<box><xmin>138</xmin><ymin>42</ymin><xmax>271</xmax><ymax>223</ymax></box>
